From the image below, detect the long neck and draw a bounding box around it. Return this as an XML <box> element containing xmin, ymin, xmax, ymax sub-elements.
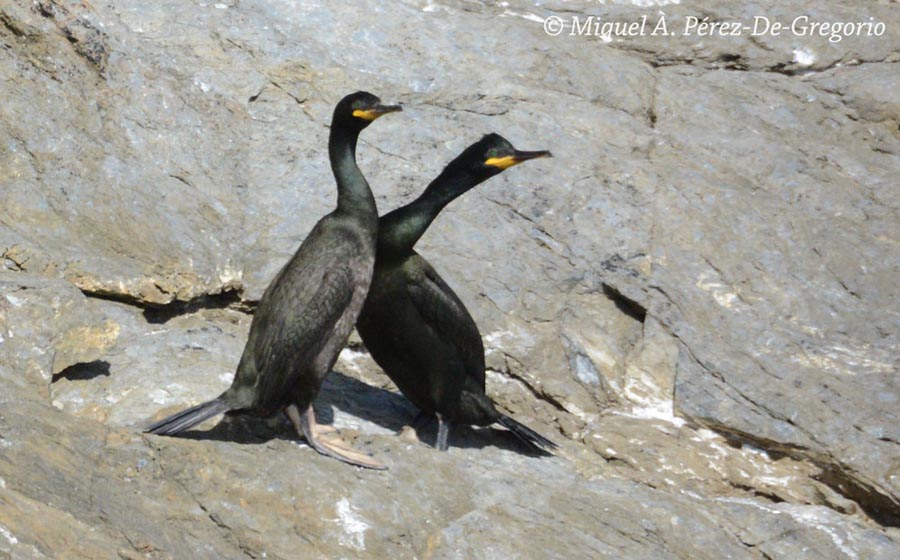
<box><xmin>378</xmin><ymin>166</ymin><xmax>481</xmax><ymax>257</ymax></box>
<box><xmin>330</xmin><ymin>125</ymin><xmax>376</xmax><ymax>217</ymax></box>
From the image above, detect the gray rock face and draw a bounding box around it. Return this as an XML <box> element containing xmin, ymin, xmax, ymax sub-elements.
<box><xmin>2</xmin><ymin>0</ymin><xmax>899</xmax><ymax>557</ymax></box>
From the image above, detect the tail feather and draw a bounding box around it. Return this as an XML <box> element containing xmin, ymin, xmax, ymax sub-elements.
<box><xmin>497</xmin><ymin>414</ymin><xmax>558</xmax><ymax>454</ymax></box>
<box><xmin>145</xmin><ymin>398</ymin><xmax>231</xmax><ymax>436</ymax></box>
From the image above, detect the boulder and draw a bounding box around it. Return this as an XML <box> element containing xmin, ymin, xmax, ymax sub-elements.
<box><xmin>1</xmin><ymin>0</ymin><xmax>898</xmax><ymax>556</ymax></box>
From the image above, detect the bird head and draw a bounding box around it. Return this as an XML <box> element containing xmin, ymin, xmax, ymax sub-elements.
<box><xmin>333</xmin><ymin>91</ymin><xmax>402</xmax><ymax>133</ymax></box>
<box><xmin>452</xmin><ymin>133</ymin><xmax>552</xmax><ymax>182</ymax></box>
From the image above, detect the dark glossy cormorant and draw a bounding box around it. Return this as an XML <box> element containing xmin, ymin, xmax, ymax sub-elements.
<box><xmin>356</xmin><ymin>134</ymin><xmax>557</xmax><ymax>453</ymax></box>
<box><xmin>146</xmin><ymin>91</ymin><xmax>401</xmax><ymax>469</ymax></box>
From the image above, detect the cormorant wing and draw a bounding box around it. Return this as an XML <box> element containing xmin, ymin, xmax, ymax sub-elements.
<box><xmin>248</xmin><ymin>249</ymin><xmax>356</xmax><ymax>399</ymax></box>
<box><xmin>405</xmin><ymin>259</ymin><xmax>487</xmax><ymax>387</ymax></box>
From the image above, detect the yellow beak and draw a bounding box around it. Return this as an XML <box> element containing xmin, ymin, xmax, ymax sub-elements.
<box><xmin>485</xmin><ymin>149</ymin><xmax>552</xmax><ymax>170</ymax></box>
<box><xmin>352</xmin><ymin>104</ymin><xmax>403</xmax><ymax>121</ymax></box>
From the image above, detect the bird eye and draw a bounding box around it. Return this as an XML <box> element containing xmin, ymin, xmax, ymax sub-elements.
<box><xmin>487</xmin><ymin>149</ymin><xmax>498</xmax><ymax>158</ymax></box>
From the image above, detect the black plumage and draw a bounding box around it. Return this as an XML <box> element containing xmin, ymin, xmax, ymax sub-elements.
<box><xmin>357</xmin><ymin>134</ymin><xmax>556</xmax><ymax>453</ymax></box>
<box><xmin>146</xmin><ymin>91</ymin><xmax>401</xmax><ymax>469</ymax></box>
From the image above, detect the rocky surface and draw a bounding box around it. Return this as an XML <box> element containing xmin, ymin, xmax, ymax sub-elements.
<box><xmin>2</xmin><ymin>0</ymin><xmax>899</xmax><ymax>557</ymax></box>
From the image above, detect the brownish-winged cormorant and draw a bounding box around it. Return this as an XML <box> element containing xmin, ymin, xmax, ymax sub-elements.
<box><xmin>356</xmin><ymin>133</ymin><xmax>556</xmax><ymax>453</ymax></box>
<box><xmin>146</xmin><ymin>91</ymin><xmax>401</xmax><ymax>469</ymax></box>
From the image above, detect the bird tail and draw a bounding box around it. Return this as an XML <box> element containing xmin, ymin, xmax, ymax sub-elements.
<box><xmin>145</xmin><ymin>398</ymin><xmax>231</xmax><ymax>436</ymax></box>
<box><xmin>497</xmin><ymin>414</ymin><xmax>558</xmax><ymax>454</ymax></box>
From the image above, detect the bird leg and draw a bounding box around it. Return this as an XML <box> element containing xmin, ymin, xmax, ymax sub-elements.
<box><xmin>398</xmin><ymin>410</ymin><xmax>433</xmax><ymax>443</ymax></box>
<box><xmin>281</xmin><ymin>410</ymin><xmax>336</xmax><ymax>434</ymax></box>
<box><xmin>285</xmin><ymin>404</ymin><xmax>386</xmax><ymax>470</ymax></box>
<box><xmin>435</xmin><ymin>413</ymin><xmax>451</xmax><ymax>451</ymax></box>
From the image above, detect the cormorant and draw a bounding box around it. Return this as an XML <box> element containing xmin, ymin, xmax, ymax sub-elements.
<box><xmin>356</xmin><ymin>133</ymin><xmax>556</xmax><ymax>453</ymax></box>
<box><xmin>146</xmin><ymin>91</ymin><xmax>401</xmax><ymax>469</ymax></box>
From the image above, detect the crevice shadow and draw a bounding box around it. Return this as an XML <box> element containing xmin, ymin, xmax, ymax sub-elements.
<box><xmin>142</xmin><ymin>290</ymin><xmax>246</xmax><ymax>324</ymax></box>
<box><xmin>51</xmin><ymin>360</ymin><xmax>111</xmax><ymax>383</ymax></box>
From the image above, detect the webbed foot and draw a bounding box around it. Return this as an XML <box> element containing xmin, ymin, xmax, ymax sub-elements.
<box><xmin>286</xmin><ymin>404</ymin><xmax>386</xmax><ymax>470</ymax></box>
<box><xmin>398</xmin><ymin>410</ymin><xmax>433</xmax><ymax>443</ymax></box>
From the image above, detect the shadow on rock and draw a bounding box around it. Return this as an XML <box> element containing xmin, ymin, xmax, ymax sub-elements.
<box><xmin>410</xmin><ymin>415</ymin><xmax>555</xmax><ymax>457</ymax></box>
<box><xmin>174</xmin><ymin>413</ymin><xmax>286</xmax><ymax>445</ymax></box>
<box><xmin>166</xmin><ymin>370</ymin><xmax>551</xmax><ymax>456</ymax></box>
<box><xmin>316</xmin><ymin>369</ymin><xmax>417</xmax><ymax>432</ymax></box>
<box><xmin>320</xmin><ymin>371</ymin><xmax>552</xmax><ymax>457</ymax></box>
<box><xmin>168</xmin><ymin>369</ymin><xmax>413</xmax><ymax>444</ymax></box>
